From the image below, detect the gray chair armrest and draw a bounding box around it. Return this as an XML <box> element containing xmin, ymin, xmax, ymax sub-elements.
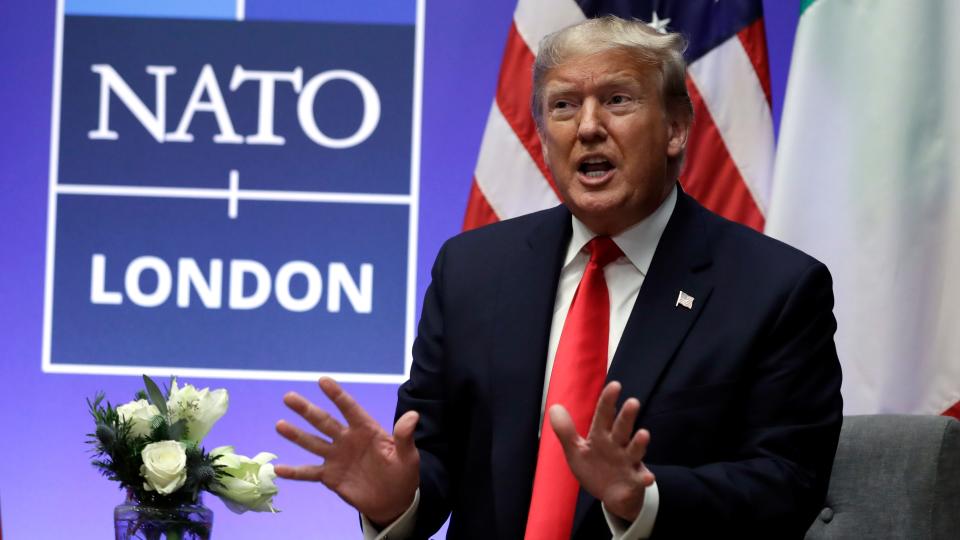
<box><xmin>806</xmin><ymin>414</ymin><xmax>960</xmax><ymax>540</ymax></box>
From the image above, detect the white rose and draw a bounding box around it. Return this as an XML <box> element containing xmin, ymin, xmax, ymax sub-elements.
<box><xmin>140</xmin><ymin>440</ymin><xmax>188</xmax><ymax>495</ymax></box>
<box><xmin>116</xmin><ymin>399</ymin><xmax>161</xmax><ymax>439</ymax></box>
<box><xmin>210</xmin><ymin>446</ymin><xmax>279</xmax><ymax>513</ymax></box>
<box><xmin>166</xmin><ymin>381</ymin><xmax>228</xmax><ymax>443</ymax></box>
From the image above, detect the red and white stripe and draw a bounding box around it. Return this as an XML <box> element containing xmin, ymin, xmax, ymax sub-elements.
<box><xmin>464</xmin><ymin>0</ymin><xmax>582</xmax><ymax>230</ymax></box>
<box><xmin>682</xmin><ymin>18</ymin><xmax>774</xmax><ymax>231</ymax></box>
<box><xmin>464</xmin><ymin>1</ymin><xmax>775</xmax><ymax>235</ymax></box>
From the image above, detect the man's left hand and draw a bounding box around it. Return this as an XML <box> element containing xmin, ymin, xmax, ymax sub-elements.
<box><xmin>549</xmin><ymin>381</ymin><xmax>654</xmax><ymax>522</ymax></box>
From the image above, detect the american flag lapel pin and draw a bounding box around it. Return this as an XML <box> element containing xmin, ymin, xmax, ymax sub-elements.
<box><xmin>676</xmin><ymin>291</ymin><xmax>694</xmax><ymax>310</ymax></box>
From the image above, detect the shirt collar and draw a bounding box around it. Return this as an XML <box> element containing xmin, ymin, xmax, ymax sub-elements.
<box><xmin>564</xmin><ymin>184</ymin><xmax>678</xmax><ymax>276</ymax></box>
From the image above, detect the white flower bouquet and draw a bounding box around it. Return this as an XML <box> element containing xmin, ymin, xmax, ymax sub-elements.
<box><xmin>87</xmin><ymin>375</ymin><xmax>280</xmax><ymax>516</ymax></box>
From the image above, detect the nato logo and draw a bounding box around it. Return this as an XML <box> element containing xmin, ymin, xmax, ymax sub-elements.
<box><xmin>43</xmin><ymin>0</ymin><xmax>424</xmax><ymax>382</ymax></box>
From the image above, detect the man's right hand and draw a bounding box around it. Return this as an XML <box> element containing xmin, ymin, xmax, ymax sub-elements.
<box><xmin>275</xmin><ymin>377</ymin><xmax>420</xmax><ymax>526</ymax></box>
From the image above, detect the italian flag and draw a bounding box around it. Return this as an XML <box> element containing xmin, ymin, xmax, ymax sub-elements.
<box><xmin>766</xmin><ymin>0</ymin><xmax>960</xmax><ymax>417</ymax></box>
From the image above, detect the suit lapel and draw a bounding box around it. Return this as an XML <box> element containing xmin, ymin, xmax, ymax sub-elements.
<box><xmin>489</xmin><ymin>205</ymin><xmax>572</xmax><ymax>539</ymax></box>
<box><xmin>572</xmin><ymin>190</ymin><xmax>716</xmax><ymax>536</ymax></box>
<box><xmin>607</xmin><ymin>191</ymin><xmax>715</xmax><ymax>407</ymax></box>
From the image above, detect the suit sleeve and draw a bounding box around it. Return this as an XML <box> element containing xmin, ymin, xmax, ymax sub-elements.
<box><xmin>647</xmin><ymin>261</ymin><xmax>843</xmax><ymax>538</ymax></box>
<box><xmin>393</xmin><ymin>242</ymin><xmax>455</xmax><ymax>539</ymax></box>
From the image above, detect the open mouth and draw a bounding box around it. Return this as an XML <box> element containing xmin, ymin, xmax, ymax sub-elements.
<box><xmin>578</xmin><ymin>157</ymin><xmax>614</xmax><ymax>178</ymax></box>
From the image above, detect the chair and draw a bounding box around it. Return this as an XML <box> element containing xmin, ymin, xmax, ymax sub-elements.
<box><xmin>805</xmin><ymin>414</ymin><xmax>960</xmax><ymax>539</ymax></box>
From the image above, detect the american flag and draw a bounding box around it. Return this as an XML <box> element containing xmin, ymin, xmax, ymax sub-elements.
<box><xmin>463</xmin><ymin>0</ymin><xmax>774</xmax><ymax>233</ymax></box>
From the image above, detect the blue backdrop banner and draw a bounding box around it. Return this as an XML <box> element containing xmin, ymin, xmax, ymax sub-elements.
<box><xmin>46</xmin><ymin>4</ymin><xmax>419</xmax><ymax>381</ymax></box>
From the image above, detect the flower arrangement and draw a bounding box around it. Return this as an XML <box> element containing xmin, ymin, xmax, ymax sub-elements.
<box><xmin>87</xmin><ymin>375</ymin><xmax>279</xmax><ymax>527</ymax></box>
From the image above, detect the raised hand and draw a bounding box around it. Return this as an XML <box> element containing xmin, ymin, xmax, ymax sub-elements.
<box><xmin>275</xmin><ymin>377</ymin><xmax>420</xmax><ymax>525</ymax></box>
<box><xmin>548</xmin><ymin>381</ymin><xmax>654</xmax><ymax>521</ymax></box>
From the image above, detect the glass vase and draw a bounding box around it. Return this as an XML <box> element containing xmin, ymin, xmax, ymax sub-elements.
<box><xmin>114</xmin><ymin>495</ymin><xmax>213</xmax><ymax>540</ymax></box>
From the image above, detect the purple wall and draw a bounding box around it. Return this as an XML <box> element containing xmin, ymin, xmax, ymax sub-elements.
<box><xmin>0</xmin><ymin>1</ymin><xmax>798</xmax><ymax>537</ymax></box>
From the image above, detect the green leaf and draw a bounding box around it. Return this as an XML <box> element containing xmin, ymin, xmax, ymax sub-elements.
<box><xmin>143</xmin><ymin>375</ymin><xmax>168</xmax><ymax>416</ymax></box>
<box><xmin>150</xmin><ymin>414</ymin><xmax>169</xmax><ymax>440</ymax></box>
<box><xmin>168</xmin><ymin>418</ymin><xmax>188</xmax><ymax>442</ymax></box>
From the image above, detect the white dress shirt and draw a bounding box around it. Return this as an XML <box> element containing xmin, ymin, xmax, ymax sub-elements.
<box><xmin>364</xmin><ymin>186</ymin><xmax>678</xmax><ymax>539</ymax></box>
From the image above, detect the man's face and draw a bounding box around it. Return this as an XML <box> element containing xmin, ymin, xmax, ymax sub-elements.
<box><xmin>538</xmin><ymin>48</ymin><xmax>688</xmax><ymax>235</ymax></box>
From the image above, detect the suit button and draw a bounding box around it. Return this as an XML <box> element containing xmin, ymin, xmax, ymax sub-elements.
<box><xmin>819</xmin><ymin>507</ymin><xmax>834</xmax><ymax>523</ymax></box>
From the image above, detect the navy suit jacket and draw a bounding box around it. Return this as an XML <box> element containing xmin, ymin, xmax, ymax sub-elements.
<box><xmin>397</xmin><ymin>189</ymin><xmax>843</xmax><ymax>539</ymax></box>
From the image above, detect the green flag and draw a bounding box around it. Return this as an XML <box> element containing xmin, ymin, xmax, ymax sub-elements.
<box><xmin>767</xmin><ymin>0</ymin><xmax>960</xmax><ymax>416</ymax></box>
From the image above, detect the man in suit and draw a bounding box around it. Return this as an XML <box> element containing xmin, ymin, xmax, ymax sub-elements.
<box><xmin>275</xmin><ymin>16</ymin><xmax>843</xmax><ymax>539</ymax></box>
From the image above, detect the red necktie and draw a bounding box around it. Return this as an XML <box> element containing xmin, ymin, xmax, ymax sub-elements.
<box><xmin>525</xmin><ymin>236</ymin><xmax>623</xmax><ymax>540</ymax></box>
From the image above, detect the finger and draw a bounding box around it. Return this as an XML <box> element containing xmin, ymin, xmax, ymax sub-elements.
<box><xmin>639</xmin><ymin>467</ymin><xmax>656</xmax><ymax>488</ymax></box>
<box><xmin>283</xmin><ymin>391</ymin><xmax>344</xmax><ymax>440</ymax></box>
<box><xmin>276</xmin><ymin>419</ymin><xmax>333</xmax><ymax>457</ymax></box>
<box><xmin>610</xmin><ymin>397</ymin><xmax>641</xmax><ymax>446</ymax></box>
<box><xmin>392</xmin><ymin>410</ymin><xmax>420</xmax><ymax>460</ymax></box>
<box><xmin>626</xmin><ymin>428</ymin><xmax>651</xmax><ymax>463</ymax></box>
<box><xmin>588</xmin><ymin>381</ymin><xmax>622</xmax><ymax>436</ymax></box>
<box><xmin>319</xmin><ymin>377</ymin><xmax>376</xmax><ymax>428</ymax></box>
<box><xmin>548</xmin><ymin>404</ymin><xmax>580</xmax><ymax>452</ymax></box>
<box><xmin>274</xmin><ymin>463</ymin><xmax>325</xmax><ymax>482</ymax></box>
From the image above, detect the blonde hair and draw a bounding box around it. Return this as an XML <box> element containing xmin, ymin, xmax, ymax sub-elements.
<box><xmin>531</xmin><ymin>15</ymin><xmax>692</xmax><ymax>129</ymax></box>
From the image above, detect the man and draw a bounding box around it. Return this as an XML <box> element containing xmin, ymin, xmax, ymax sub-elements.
<box><xmin>275</xmin><ymin>16</ymin><xmax>843</xmax><ymax>539</ymax></box>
